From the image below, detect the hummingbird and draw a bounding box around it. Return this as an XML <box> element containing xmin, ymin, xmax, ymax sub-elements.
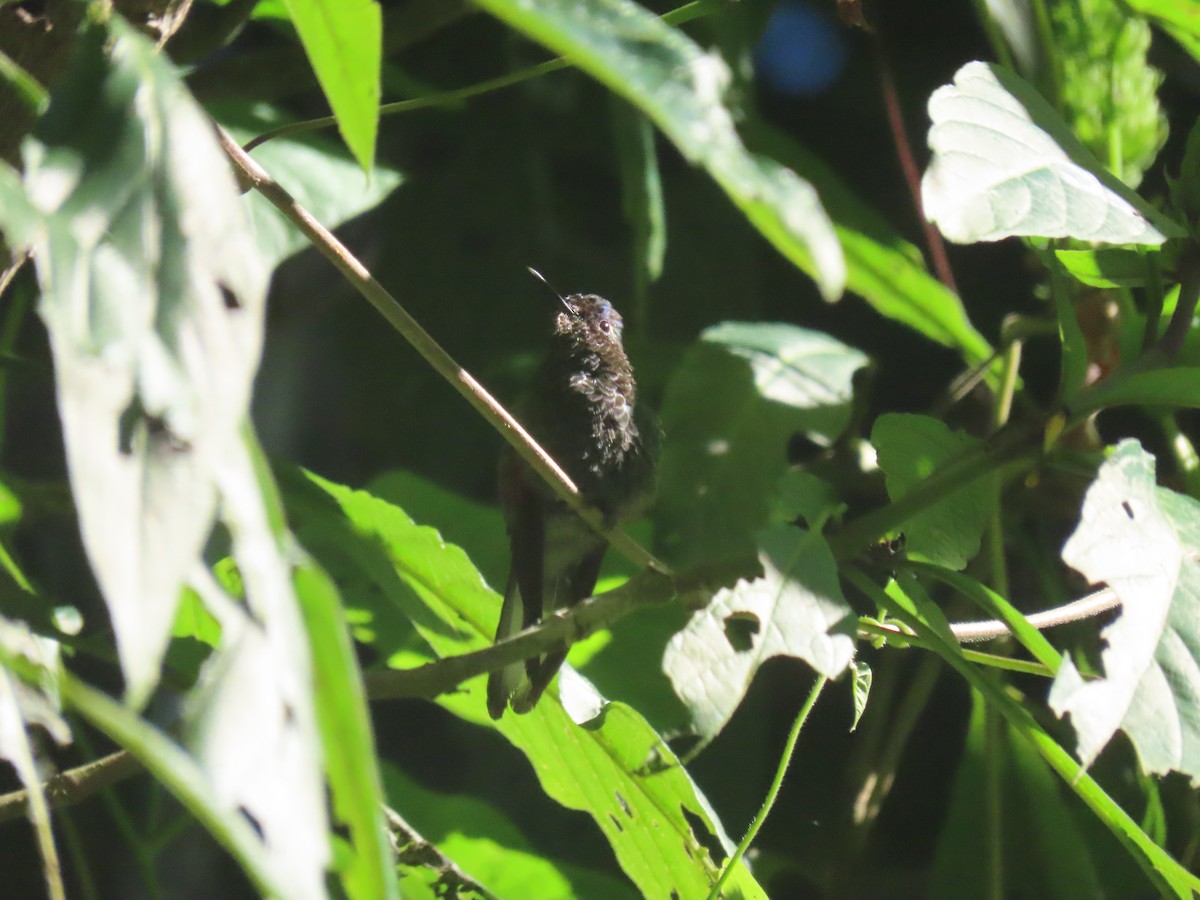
<box><xmin>486</xmin><ymin>278</ymin><xmax>659</xmax><ymax>719</ymax></box>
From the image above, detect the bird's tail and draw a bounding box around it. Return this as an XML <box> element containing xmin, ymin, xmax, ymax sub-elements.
<box><xmin>487</xmin><ymin>574</ymin><xmax>527</xmax><ymax>719</ymax></box>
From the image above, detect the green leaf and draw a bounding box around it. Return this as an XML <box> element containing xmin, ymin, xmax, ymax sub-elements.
<box><xmin>1055</xmin><ymin>246</ymin><xmax>1172</xmax><ymax>287</ymax></box>
<box><xmin>922</xmin><ymin>62</ymin><xmax>1184</xmax><ymax>244</ymax></box>
<box><xmin>929</xmin><ymin>689</ymin><xmax>1106</xmax><ymax>899</ymax></box>
<box><xmin>1167</xmin><ymin>119</ymin><xmax>1200</xmax><ymax>235</ymax></box>
<box><xmin>871</xmin><ymin>414</ymin><xmax>991</xmax><ymax>570</ymax></box>
<box><xmin>610</xmin><ymin>98</ymin><xmax>666</xmax><ymax>294</ymax></box>
<box><xmin>744</xmin><ymin>122</ymin><xmax>995</xmax><ymax>367</ymax></box>
<box><xmin>12</xmin><ymin>20</ymin><xmax>270</xmax><ymax>708</ymax></box>
<box><xmin>473</xmin><ymin>0</ymin><xmax>845</xmax><ymax>301</ymax></box>
<box><xmin>0</xmin><ymin>48</ymin><xmax>48</xmax><ymax>114</ymax></box>
<box><xmin>1049</xmin><ymin>440</ymin><xmax>1200</xmax><ymax>778</ymax></box>
<box><xmin>295</xmin><ymin>562</ymin><xmax>399</xmax><ymax>900</ymax></box>
<box><xmin>214</xmin><ymin>102</ymin><xmax>403</xmax><ymax>269</ymax></box>
<box><xmin>848</xmin><ymin>659</ymin><xmax>871</xmax><ymax>732</ymax></box>
<box><xmin>769</xmin><ymin>469</ymin><xmax>842</xmax><ymax>529</ymax></box>
<box><xmin>282</xmin><ymin>471</ymin><xmax>768</xmax><ymax>900</ymax></box>
<box><xmin>656</xmin><ymin>323</ymin><xmax>868</xmax><ymax>566</ymax></box>
<box><xmin>662</xmin><ymin>526</ymin><xmax>856</xmax><ymax>742</ymax></box>
<box><xmin>280</xmin><ymin>0</ymin><xmax>381</xmax><ymax>172</ymax></box>
<box><xmin>1123</xmin><ymin>0</ymin><xmax>1200</xmax><ymax>65</ymax></box>
<box><xmin>1070</xmin><ymin>367</ymin><xmax>1200</xmax><ymax>417</ymax></box>
<box><xmin>383</xmin><ymin>762</ymin><xmax>636</xmax><ymax>900</ymax></box>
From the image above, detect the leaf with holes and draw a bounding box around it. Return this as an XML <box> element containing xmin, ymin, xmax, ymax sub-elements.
<box><xmin>9</xmin><ymin>20</ymin><xmax>268</xmax><ymax>708</ymax></box>
<box><xmin>1049</xmin><ymin>440</ymin><xmax>1200</xmax><ymax>780</ymax></box>
<box><xmin>663</xmin><ymin>526</ymin><xmax>857</xmax><ymax>742</ymax></box>
<box><xmin>281</xmin><ymin>469</ymin><xmax>767</xmax><ymax>900</ymax></box>
<box><xmin>922</xmin><ymin>61</ymin><xmax>1184</xmax><ymax>244</ymax></box>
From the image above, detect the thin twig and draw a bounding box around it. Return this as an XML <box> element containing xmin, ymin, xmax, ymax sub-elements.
<box><xmin>385</xmin><ymin>805</ymin><xmax>500</xmax><ymax>900</ymax></box>
<box><xmin>868</xmin><ymin>23</ymin><xmax>958</xmax><ymax>295</ymax></box>
<box><xmin>705</xmin><ymin>676</ymin><xmax>827</xmax><ymax>900</ymax></box>
<box><xmin>867</xmin><ymin>587</ymin><xmax>1122</xmax><ymax>645</ymax></box>
<box><xmin>215</xmin><ymin>127</ymin><xmax>669</xmax><ymax>577</ymax></box>
<box><xmin>0</xmin><ymin>250</ymin><xmax>31</xmax><ymax>302</ymax></box>
<box><xmin>0</xmin><ymin>750</ymin><xmax>142</xmax><ymax>824</ymax></box>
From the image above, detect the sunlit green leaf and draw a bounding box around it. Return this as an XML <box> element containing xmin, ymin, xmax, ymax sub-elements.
<box><xmin>871</xmin><ymin>414</ymin><xmax>991</xmax><ymax>570</ymax></box>
<box><xmin>282</xmin><ymin>471</ymin><xmax>767</xmax><ymax>899</ymax></box>
<box><xmin>1055</xmin><ymin>247</ymin><xmax>1170</xmax><ymax>287</ymax></box>
<box><xmin>922</xmin><ymin>62</ymin><xmax>1183</xmax><ymax>244</ymax></box>
<box><xmin>280</xmin><ymin>0</ymin><xmax>381</xmax><ymax>172</ymax></box>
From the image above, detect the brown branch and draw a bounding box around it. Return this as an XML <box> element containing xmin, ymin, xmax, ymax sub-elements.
<box><xmin>364</xmin><ymin>560</ymin><xmax>748</xmax><ymax>701</ymax></box>
<box><xmin>860</xmin><ymin>14</ymin><xmax>959</xmax><ymax>296</ymax></box>
<box><xmin>215</xmin><ymin>126</ymin><xmax>668</xmax><ymax>578</ymax></box>
<box><xmin>0</xmin><ymin>750</ymin><xmax>142</xmax><ymax>824</ymax></box>
<box><xmin>0</xmin><ymin>580</ymin><xmax>1125</xmax><ymax>823</ymax></box>
<box><xmin>385</xmin><ymin>805</ymin><xmax>500</xmax><ymax>900</ymax></box>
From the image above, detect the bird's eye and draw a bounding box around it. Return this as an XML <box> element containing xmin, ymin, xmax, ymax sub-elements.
<box><xmin>599</xmin><ymin>320</ymin><xmax>611</xmax><ymax>333</ymax></box>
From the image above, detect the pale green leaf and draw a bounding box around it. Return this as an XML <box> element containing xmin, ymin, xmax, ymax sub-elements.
<box><xmin>662</xmin><ymin>526</ymin><xmax>856</xmax><ymax>742</ymax></box>
<box><xmin>849</xmin><ymin>659</ymin><xmax>871</xmax><ymax>733</ymax></box>
<box><xmin>1049</xmin><ymin>440</ymin><xmax>1200</xmax><ymax>779</ymax></box>
<box><xmin>13</xmin><ymin>21</ymin><xmax>340</xmax><ymax>897</ymax></box>
<box><xmin>16</xmin><ymin>21</ymin><xmax>269</xmax><ymax>708</ymax></box>
<box><xmin>922</xmin><ymin>61</ymin><xmax>1183</xmax><ymax>244</ymax></box>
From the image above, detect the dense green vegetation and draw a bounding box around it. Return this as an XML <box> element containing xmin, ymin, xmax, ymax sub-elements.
<box><xmin>2</xmin><ymin>1</ymin><xmax>1200</xmax><ymax>897</ymax></box>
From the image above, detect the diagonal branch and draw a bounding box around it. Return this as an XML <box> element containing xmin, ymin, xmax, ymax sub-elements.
<box><xmin>214</xmin><ymin>126</ymin><xmax>669</xmax><ymax>578</ymax></box>
<box><xmin>364</xmin><ymin>560</ymin><xmax>747</xmax><ymax>701</ymax></box>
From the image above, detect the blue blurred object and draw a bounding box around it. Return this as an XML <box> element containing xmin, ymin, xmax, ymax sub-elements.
<box><xmin>754</xmin><ymin>1</ymin><xmax>848</xmax><ymax>97</ymax></box>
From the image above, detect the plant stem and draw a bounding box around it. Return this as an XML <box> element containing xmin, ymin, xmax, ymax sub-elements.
<box><xmin>984</xmin><ymin>703</ymin><xmax>1005</xmax><ymax>900</ymax></box>
<box><xmin>217</xmin><ymin>127</ymin><xmax>669</xmax><ymax>578</ymax></box>
<box><xmin>705</xmin><ymin>676</ymin><xmax>827</xmax><ymax>900</ymax></box>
